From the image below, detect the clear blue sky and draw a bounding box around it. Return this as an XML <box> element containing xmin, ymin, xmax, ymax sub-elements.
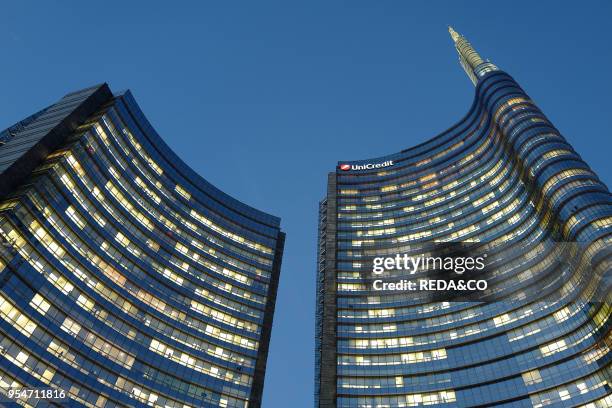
<box><xmin>1</xmin><ymin>2</ymin><xmax>610</xmax><ymax>406</ymax></box>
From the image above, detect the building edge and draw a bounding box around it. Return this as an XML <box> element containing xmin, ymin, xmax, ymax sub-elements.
<box><xmin>249</xmin><ymin>231</ymin><xmax>285</xmax><ymax>407</ymax></box>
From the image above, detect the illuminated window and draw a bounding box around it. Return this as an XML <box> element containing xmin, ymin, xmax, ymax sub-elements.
<box><xmin>30</xmin><ymin>293</ymin><xmax>51</xmax><ymax>315</ymax></box>
<box><xmin>175</xmin><ymin>184</ymin><xmax>191</xmax><ymax>200</ymax></box>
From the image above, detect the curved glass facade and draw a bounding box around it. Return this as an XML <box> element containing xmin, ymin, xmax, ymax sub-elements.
<box><xmin>316</xmin><ymin>32</ymin><xmax>611</xmax><ymax>407</ymax></box>
<box><xmin>0</xmin><ymin>84</ymin><xmax>285</xmax><ymax>407</ymax></box>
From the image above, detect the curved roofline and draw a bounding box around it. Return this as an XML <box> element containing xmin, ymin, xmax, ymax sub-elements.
<box><xmin>114</xmin><ymin>89</ymin><xmax>281</xmax><ymax>229</ymax></box>
<box><xmin>336</xmin><ymin>70</ymin><xmax>510</xmax><ymax>167</ymax></box>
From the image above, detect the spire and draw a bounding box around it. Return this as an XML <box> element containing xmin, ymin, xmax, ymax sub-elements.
<box><xmin>448</xmin><ymin>26</ymin><xmax>460</xmax><ymax>43</ymax></box>
<box><xmin>448</xmin><ymin>26</ymin><xmax>498</xmax><ymax>85</ymax></box>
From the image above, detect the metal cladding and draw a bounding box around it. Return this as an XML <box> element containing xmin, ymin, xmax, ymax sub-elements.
<box><xmin>316</xmin><ymin>31</ymin><xmax>611</xmax><ymax>408</ymax></box>
<box><xmin>0</xmin><ymin>85</ymin><xmax>284</xmax><ymax>407</ymax></box>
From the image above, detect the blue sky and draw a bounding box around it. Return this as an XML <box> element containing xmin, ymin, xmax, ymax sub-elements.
<box><xmin>1</xmin><ymin>2</ymin><xmax>611</xmax><ymax>406</ymax></box>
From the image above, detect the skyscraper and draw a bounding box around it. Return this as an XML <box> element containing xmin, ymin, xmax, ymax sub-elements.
<box><xmin>0</xmin><ymin>84</ymin><xmax>285</xmax><ymax>407</ymax></box>
<box><xmin>315</xmin><ymin>28</ymin><xmax>611</xmax><ymax>407</ymax></box>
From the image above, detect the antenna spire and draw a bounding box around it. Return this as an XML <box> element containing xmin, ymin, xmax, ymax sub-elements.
<box><xmin>448</xmin><ymin>26</ymin><xmax>498</xmax><ymax>85</ymax></box>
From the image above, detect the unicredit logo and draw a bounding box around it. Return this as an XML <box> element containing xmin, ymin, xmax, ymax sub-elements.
<box><xmin>339</xmin><ymin>160</ymin><xmax>394</xmax><ymax>171</ymax></box>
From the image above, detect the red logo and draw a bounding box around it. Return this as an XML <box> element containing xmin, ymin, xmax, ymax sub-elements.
<box><xmin>339</xmin><ymin>164</ymin><xmax>351</xmax><ymax>171</ymax></box>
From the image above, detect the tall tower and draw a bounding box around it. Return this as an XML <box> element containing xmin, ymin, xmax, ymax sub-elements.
<box><xmin>315</xmin><ymin>28</ymin><xmax>611</xmax><ymax>407</ymax></box>
<box><xmin>0</xmin><ymin>84</ymin><xmax>285</xmax><ymax>407</ymax></box>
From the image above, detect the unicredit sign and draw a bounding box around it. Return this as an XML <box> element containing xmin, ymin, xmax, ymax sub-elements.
<box><xmin>339</xmin><ymin>160</ymin><xmax>394</xmax><ymax>171</ymax></box>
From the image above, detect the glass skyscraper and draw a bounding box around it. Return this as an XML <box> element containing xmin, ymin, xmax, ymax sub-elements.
<box><xmin>0</xmin><ymin>84</ymin><xmax>285</xmax><ymax>407</ymax></box>
<box><xmin>315</xmin><ymin>28</ymin><xmax>611</xmax><ymax>407</ymax></box>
